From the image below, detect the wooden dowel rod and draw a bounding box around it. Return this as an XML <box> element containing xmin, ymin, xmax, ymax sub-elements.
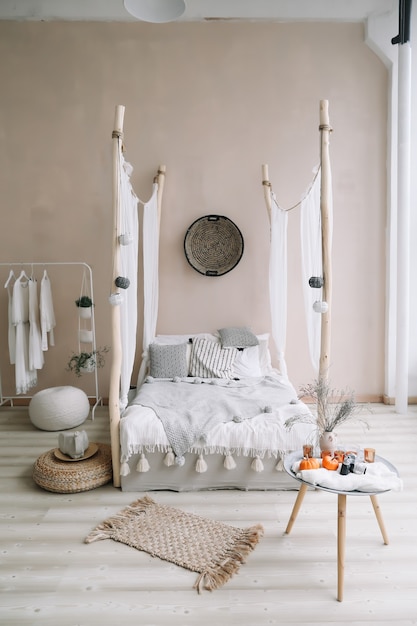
<box><xmin>108</xmin><ymin>104</ymin><xmax>125</xmax><ymax>488</ymax></box>
<box><xmin>262</xmin><ymin>163</ymin><xmax>272</xmax><ymax>223</ymax></box>
<box><xmin>319</xmin><ymin>99</ymin><xmax>332</xmax><ymax>380</ymax></box>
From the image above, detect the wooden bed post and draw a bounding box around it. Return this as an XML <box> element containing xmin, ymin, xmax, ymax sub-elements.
<box><xmin>109</xmin><ymin>104</ymin><xmax>125</xmax><ymax>488</ymax></box>
<box><xmin>318</xmin><ymin>99</ymin><xmax>332</xmax><ymax>381</ymax></box>
<box><xmin>155</xmin><ymin>165</ymin><xmax>166</xmax><ymax>226</ymax></box>
<box><xmin>262</xmin><ymin>163</ymin><xmax>273</xmax><ymax>223</ymax></box>
<box><xmin>262</xmin><ymin>100</ymin><xmax>332</xmax><ymax>382</ymax></box>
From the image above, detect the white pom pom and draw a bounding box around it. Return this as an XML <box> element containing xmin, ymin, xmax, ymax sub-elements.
<box><xmin>251</xmin><ymin>456</ymin><xmax>264</xmax><ymax>472</ymax></box>
<box><xmin>195</xmin><ymin>454</ymin><xmax>208</xmax><ymax>473</ymax></box>
<box><xmin>173</xmin><ymin>376</ymin><xmax>181</xmax><ymax>383</ymax></box>
<box><xmin>164</xmin><ymin>448</ymin><xmax>175</xmax><ymax>467</ymax></box>
<box><xmin>264</xmin><ymin>405</ymin><xmax>272</xmax><ymax>413</ymax></box>
<box><xmin>120</xmin><ymin>461</ymin><xmax>130</xmax><ymax>476</ymax></box>
<box><xmin>136</xmin><ymin>453</ymin><xmax>150</xmax><ymax>473</ymax></box>
<box><xmin>224</xmin><ymin>453</ymin><xmax>236</xmax><ymax>470</ymax></box>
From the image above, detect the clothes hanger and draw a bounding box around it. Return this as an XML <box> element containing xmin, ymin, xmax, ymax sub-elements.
<box><xmin>18</xmin><ymin>268</ymin><xmax>30</xmax><ymax>281</ymax></box>
<box><xmin>4</xmin><ymin>268</ymin><xmax>15</xmax><ymax>288</ymax></box>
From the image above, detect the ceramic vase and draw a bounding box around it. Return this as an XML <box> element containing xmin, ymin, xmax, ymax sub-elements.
<box><xmin>319</xmin><ymin>431</ymin><xmax>338</xmax><ymax>454</ymax></box>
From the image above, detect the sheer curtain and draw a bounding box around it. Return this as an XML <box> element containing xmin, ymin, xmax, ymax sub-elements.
<box><xmin>300</xmin><ymin>168</ymin><xmax>333</xmax><ymax>372</ymax></box>
<box><xmin>269</xmin><ymin>194</ymin><xmax>288</xmax><ymax>376</ymax></box>
<box><xmin>136</xmin><ymin>184</ymin><xmax>159</xmax><ymax>388</ymax></box>
<box><xmin>118</xmin><ymin>156</ymin><xmax>139</xmax><ymax>410</ymax></box>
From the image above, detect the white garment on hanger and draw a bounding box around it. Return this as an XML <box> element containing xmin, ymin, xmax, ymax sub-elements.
<box><xmin>28</xmin><ymin>278</ymin><xmax>44</xmax><ymax>370</ymax></box>
<box><xmin>4</xmin><ymin>270</ymin><xmax>16</xmax><ymax>365</ymax></box>
<box><xmin>12</xmin><ymin>272</ymin><xmax>37</xmax><ymax>394</ymax></box>
<box><xmin>40</xmin><ymin>270</ymin><xmax>56</xmax><ymax>351</ymax></box>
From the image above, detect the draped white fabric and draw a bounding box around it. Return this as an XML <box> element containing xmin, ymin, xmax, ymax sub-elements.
<box><xmin>300</xmin><ymin>168</ymin><xmax>332</xmax><ymax>371</ymax></box>
<box><xmin>118</xmin><ymin>156</ymin><xmax>139</xmax><ymax>410</ymax></box>
<box><xmin>269</xmin><ymin>195</ymin><xmax>288</xmax><ymax>376</ymax></box>
<box><xmin>136</xmin><ymin>184</ymin><xmax>159</xmax><ymax>388</ymax></box>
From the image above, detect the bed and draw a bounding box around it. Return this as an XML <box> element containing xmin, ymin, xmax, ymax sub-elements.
<box><xmin>108</xmin><ymin>102</ymin><xmax>332</xmax><ymax>492</ymax></box>
<box><xmin>119</xmin><ymin>330</ymin><xmax>316</xmax><ymax>491</ymax></box>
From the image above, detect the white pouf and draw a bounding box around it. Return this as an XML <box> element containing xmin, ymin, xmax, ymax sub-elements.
<box><xmin>29</xmin><ymin>386</ymin><xmax>90</xmax><ymax>431</ymax></box>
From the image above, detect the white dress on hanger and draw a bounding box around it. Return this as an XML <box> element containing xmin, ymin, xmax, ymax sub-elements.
<box><xmin>4</xmin><ymin>270</ymin><xmax>16</xmax><ymax>365</ymax></box>
<box><xmin>12</xmin><ymin>272</ymin><xmax>37</xmax><ymax>394</ymax></box>
<box><xmin>28</xmin><ymin>278</ymin><xmax>44</xmax><ymax>370</ymax></box>
<box><xmin>40</xmin><ymin>270</ymin><xmax>56</xmax><ymax>351</ymax></box>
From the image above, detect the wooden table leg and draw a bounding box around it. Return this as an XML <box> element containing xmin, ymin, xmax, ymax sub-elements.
<box><xmin>285</xmin><ymin>482</ymin><xmax>308</xmax><ymax>534</ymax></box>
<box><xmin>337</xmin><ymin>493</ymin><xmax>347</xmax><ymax>602</ymax></box>
<box><xmin>370</xmin><ymin>494</ymin><xmax>389</xmax><ymax>545</ymax></box>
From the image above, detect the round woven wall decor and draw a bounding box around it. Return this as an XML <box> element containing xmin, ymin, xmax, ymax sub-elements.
<box><xmin>184</xmin><ymin>215</ymin><xmax>244</xmax><ymax>276</ymax></box>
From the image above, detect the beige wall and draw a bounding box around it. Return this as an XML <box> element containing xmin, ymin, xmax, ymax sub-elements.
<box><xmin>0</xmin><ymin>21</ymin><xmax>387</xmax><ymax>401</ymax></box>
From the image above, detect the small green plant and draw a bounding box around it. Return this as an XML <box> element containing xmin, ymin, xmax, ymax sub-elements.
<box><xmin>75</xmin><ymin>295</ymin><xmax>93</xmax><ymax>308</ymax></box>
<box><xmin>66</xmin><ymin>346</ymin><xmax>109</xmax><ymax>377</ymax></box>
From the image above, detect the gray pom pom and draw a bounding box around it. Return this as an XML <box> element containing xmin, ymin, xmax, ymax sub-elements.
<box><xmin>175</xmin><ymin>455</ymin><xmax>185</xmax><ymax>466</ymax></box>
<box><xmin>115</xmin><ymin>276</ymin><xmax>130</xmax><ymax>289</ymax></box>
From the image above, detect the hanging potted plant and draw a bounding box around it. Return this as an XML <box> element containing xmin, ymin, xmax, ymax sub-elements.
<box><xmin>66</xmin><ymin>346</ymin><xmax>109</xmax><ymax>377</ymax></box>
<box><xmin>75</xmin><ymin>295</ymin><xmax>93</xmax><ymax>319</ymax></box>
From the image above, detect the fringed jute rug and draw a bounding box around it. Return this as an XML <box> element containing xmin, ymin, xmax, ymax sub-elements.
<box><xmin>85</xmin><ymin>495</ymin><xmax>264</xmax><ymax>593</ymax></box>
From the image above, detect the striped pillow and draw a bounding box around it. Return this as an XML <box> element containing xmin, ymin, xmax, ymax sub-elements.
<box><xmin>190</xmin><ymin>338</ymin><xmax>238</xmax><ymax>379</ymax></box>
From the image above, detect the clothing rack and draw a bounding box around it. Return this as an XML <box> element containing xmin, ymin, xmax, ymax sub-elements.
<box><xmin>0</xmin><ymin>261</ymin><xmax>102</xmax><ymax>417</ymax></box>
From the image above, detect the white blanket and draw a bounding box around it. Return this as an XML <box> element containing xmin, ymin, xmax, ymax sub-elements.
<box><xmin>292</xmin><ymin>460</ymin><xmax>402</xmax><ymax>492</ymax></box>
<box><xmin>121</xmin><ymin>373</ymin><xmax>315</xmax><ymax>464</ymax></box>
<box><xmin>131</xmin><ymin>375</ymin><xmax>304</xmax><ymax>462</ymax></box>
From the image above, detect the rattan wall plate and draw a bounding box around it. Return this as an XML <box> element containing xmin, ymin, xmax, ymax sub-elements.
<box><xmin>184</xmin><ymin>215</ymin><xmax>244</xmax><ymax>276</ymax></box>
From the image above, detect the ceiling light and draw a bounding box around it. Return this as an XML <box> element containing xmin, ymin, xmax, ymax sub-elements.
<box><xmin>124</xmin><ymin>0</ymin><xmax>186</xmax><ymax>23</ymax></box>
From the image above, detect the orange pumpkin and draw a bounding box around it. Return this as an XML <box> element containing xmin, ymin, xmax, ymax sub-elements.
<box><xmin>322</xmin><ymin>455</ymin><xmax>339</xmax><ymax>471</ymax></box>
<box><xmin>299</xmin><ymin>456</ymin><xmax>321</xmax><ymax>470</ymax></box>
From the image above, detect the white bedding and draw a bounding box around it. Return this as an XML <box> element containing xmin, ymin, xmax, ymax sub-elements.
<box><xmin>120</xmin><ymin>371</ymin><xmax>316</xmax><ymax>466</ymax></box>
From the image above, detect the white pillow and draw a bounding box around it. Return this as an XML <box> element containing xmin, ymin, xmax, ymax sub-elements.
<box><xmin>257</xmin><ymin>333</ymin><xmax>273</xmax><ymax>375</ymax></box>
<box><xmin>232</xmin><ymin>346</ymin><xmax>263</xmax><ymax>378</ymax></box>
<box><xmin>190</xmin><ymin>338</ymin><xmax>238</xmax><ymax>379</ymax></box>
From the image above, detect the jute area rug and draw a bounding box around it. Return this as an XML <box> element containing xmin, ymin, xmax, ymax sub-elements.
<box><xmin>85</xmin><ymin>495</ymin><xmax>264</xmax><ymax>593</ymax></box>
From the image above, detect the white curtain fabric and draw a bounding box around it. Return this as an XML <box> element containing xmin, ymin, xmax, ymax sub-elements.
<box><xmin>136</xmin><ymin>183</ymin><xmax>159</xmax><ymax>388</ymax></box>
<box><xmin>300</xmin><ymin>168</ymin><xmax>333</xmax><ymax>372</ymax></box>
<box><xmin>118</xmin><ymin>156</ymin><xmax>139</xmax><ymax>410</ymax></box>
<box><xmin>269</xmin><ymin>194</ymin><xmax>288</xmax><ymax>376</ymax></box>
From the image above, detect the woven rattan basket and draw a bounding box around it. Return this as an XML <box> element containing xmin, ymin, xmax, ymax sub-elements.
<box><xmin>184</xmin><ymin>215</ymin><xmax>244</xmax><ymax>276</ymax></box>
<box><xmin>33</xmin><ymin>443</ymin><xmax>112</xmax><ymax>493</ymax></box>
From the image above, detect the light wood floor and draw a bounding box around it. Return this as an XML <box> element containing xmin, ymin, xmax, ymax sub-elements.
<box><xmin>1</xmin><ymin>403</ymin><xmax>417</xmax><ymax>626</ymax></box>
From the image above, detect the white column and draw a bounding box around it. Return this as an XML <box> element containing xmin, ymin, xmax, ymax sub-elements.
<box><xmin>395</xmin><ymin>41</ymin><xmax>411</xmax><ymax>413</ymax></box>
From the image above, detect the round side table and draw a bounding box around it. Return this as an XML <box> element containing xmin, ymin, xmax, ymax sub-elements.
<box><xmin>283</xmin><ymin>450</ymin><xmax>399</xmax><ymax>602</ymax></box>
<box><xmin>33</xmin><ymin>443</ymin><xmax>112</xmax><ymax>493</ymax></box>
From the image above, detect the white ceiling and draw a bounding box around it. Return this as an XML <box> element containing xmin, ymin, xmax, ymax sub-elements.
<box><xmin>0</xmin><ymin>0</ymin><xmax>396</xmax><ymax>23</ymax></box>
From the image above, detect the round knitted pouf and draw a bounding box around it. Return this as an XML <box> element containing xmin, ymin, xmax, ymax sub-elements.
<box><xmin>33</xmin><ymin>443</ymin><xmax>112</xmax><ymax>493</ymax></box>
<box><xmin>29</xmin><ymin>386</ymin><xmax>90</xmax><ymax>431</ymax></box>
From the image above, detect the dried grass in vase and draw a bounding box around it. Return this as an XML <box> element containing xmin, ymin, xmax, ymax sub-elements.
<box><xmin>284</xmin><ymin>377</ymin><xmax>369</xmax><ymax>450</ymax></box>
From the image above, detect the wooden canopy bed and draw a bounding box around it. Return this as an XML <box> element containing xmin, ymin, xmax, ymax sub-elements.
<box><xmin>108</xmin><ymin>101</ymin><xmax>333</xmax><ymax>492</ymax></box>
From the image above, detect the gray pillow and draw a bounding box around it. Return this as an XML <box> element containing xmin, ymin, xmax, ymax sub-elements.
<box><xmin>218</xmin><ymin>326</ymin><xmax>259</xmax><ymax>348</ymax></box>
<box><xmin>149</xmin><ymin>343</ymin><xmax>189</xmax><ymax>378</ymax></box>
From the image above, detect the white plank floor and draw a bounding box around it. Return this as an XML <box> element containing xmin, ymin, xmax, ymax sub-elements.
<box><xmin>1</xmin><ymin>403</ymin><xmax>417</xmax><ymax>626</ymax></box>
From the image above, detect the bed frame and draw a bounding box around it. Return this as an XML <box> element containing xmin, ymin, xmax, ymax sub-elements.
<box><xmin>108</xmin><ymin>101</ymin><xmax>333</xmax><ymax>489</ymax></box>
